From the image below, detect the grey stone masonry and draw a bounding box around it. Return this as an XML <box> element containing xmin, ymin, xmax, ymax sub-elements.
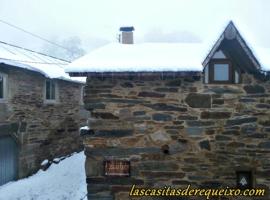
<box><xmin>82</xmin><ymin>73</ymin><xmax>270</xmax><ymax>200</ymax></box>
<box><xmin>0</xmin><ymin>64</ymin><xmax>88</xmax><ymax>178</ymax></box>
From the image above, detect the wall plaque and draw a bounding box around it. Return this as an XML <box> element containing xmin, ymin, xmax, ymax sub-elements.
<box><xmin>104</xmin><ymin>160</ymin><xmax>130</xmax><ymax>177</ymax></box>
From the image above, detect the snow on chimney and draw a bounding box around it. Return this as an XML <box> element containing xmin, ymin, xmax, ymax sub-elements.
<box><xmin>119</xmin><ymin>26</ymin><xmax>134</xmax><ymax>44</ymax></box>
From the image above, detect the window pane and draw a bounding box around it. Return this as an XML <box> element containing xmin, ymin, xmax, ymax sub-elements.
<box><xmin>214</xmin><ymin>64</ymin><xmax>229</xmax><ymax>81</ymax></box>
<box><xmin>51</xmin><ymin>82</ymin><xmax>55</xmax><ymax>99</ymax></box>
<box><xmin>0</xmin><ymin>75</ymin><xmax>3</xmax><ymax>98</ymax></box>
<box><xmin>46</xmin><ymin>80</ymin><xmax>51</xmax><ymax>99</ymax></box>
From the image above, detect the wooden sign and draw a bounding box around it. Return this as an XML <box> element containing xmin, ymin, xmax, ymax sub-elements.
<box><xmin>104</xmin><ymin>160</ymin><xmax>130</xmax><ymax>177</ymax></box>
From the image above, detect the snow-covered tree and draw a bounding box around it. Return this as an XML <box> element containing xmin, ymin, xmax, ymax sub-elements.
<box><xmin>42</xmin><ymin>36</ymin><xmax>86</xmax><ymax>61</ymax></box>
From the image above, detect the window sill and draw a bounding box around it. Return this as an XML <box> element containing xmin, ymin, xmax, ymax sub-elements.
<box><xmin>0</xmin><ymin>98</ymin><xmax>7</xmax><ymax>103</ymax></box>
<box><xmin>44</xmin><ymin>99</ymin><xmax>58</xmax><ymax>104</ymax></box>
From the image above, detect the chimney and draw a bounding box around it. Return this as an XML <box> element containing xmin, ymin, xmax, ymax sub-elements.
<box><xmin>119</xmin><ymin>26</ymin><xmax>134</xmax><ymax>44</ymax></box>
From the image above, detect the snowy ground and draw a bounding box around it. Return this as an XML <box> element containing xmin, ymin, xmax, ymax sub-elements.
<box><xmin>0</xmin><ymin>152</ymin><xmax>87</xmax><ymax>200</ymax></box>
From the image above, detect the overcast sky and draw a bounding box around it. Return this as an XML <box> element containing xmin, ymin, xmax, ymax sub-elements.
<box><xmin>0</xmin><ymin>0</ymin><xmax>269</xmax><ymax>54</ymax></box>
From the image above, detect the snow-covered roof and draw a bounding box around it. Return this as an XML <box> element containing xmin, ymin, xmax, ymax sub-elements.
<box><xmin>0</xmin><ymin>42</ymin><xmax>85</xmax><ymax>83</ymax></box>
<box><xmin>65</xmin><ymin>43</ymin><xmax>207</xmax><ymax>73</ymax></box>
<box><xmin>66</xmin><ymin>21</ymin><xmax>270</xmax><ymax>73</ymax></box>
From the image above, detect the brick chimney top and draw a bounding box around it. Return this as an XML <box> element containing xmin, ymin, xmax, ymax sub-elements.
<box><xmin>119</xmin><ymin>26</ymin><xmax>134</xmax><ymax>44</ymax></box>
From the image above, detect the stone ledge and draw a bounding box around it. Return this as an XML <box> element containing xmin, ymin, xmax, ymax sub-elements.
<box><xmin>86</xmin><ymin>177</ymin><xmax>144</xmax><ymax>185</ymax></box>
<box><xmin>85</xmin><ymin>147</ymin><xmax>161</xmax><ymax>157</ymax></box>
<box><xmin>80</xmin><ymin>129</ymin><xmax>133</xmax><ymax>137</ymax></box>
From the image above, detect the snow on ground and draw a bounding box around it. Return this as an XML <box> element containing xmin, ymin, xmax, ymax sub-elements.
<box><xmin>0</xmin><ymin>152</ymin><xmax>87</xmax><ymax>200</ymax></box>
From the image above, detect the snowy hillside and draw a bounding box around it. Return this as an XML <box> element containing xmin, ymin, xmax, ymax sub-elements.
<box><xmin>0</xmin><ymin>152</ymin><xmax>87</xmax><ymax>200</ymax></box>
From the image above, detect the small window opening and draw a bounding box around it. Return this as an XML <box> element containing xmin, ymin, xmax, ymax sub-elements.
<box><xmin>236</xmin><ymin>171</ymin><xmax>253</xmax><ymax>189</ymax></box>
<box><xmin>46</xmin><ymin>80</ymin><xmax>56</xmax><ymax>100</ymax></box>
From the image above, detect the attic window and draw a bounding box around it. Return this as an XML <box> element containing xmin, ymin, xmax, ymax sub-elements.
<box><xmin>209</xmin><ymin>59</ymin><xmax>233</xmax><ymax>84</ymax></box>
<box><xmin>45</xmin><ymin>80</ymin><xmax>56</xmax><ymax>100</ymax></box>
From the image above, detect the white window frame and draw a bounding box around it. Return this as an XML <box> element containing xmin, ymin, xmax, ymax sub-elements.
<box><xmin>44</xmin><ymin>79</ymin><xmax>58</xmax><ymax>104</ymax></box>
<box><xmin>0</xmin><ymin>73</ymin><xmax>8</xmax><ymax>102</ymax></box>
<box><xmin>80</xmin><ymin>85</ymin><xmax>85</xmax><ymax>105</ymax></box>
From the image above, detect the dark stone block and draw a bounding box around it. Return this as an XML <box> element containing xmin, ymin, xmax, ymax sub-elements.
<box><xmin>133</xmin><ymin>111</ymin><xmax>146</xmax><ymax>116</ymax></box>
<box><xmin>87</xmin><ymin>194</ymin><xmax>113</xmax><ymax>200</ymax></box>
<box><xmin>57</xmin><ymin>129</ymin><xmax>65</xmax><ymax>133</ymax></box>
<box><xmin>94</xmin><ymin>130</ymin><xmax>133</xmax><ymax>137</ymax></box>
<box><xmin>86</xmin><ymin>177</ymin><xmax>144</xmax><ymax>185</ymax></box>
<box><xmin>99</xmin><ymin>94</ymin><xmax>121</xmax><ymax>98</ymax></box>
<box><xmin>164</xmin><ymin>125</ymin><xmax>184</xmax><ymax>130</ymax></box>
<box><xmin>256</xmin><ymin>104</ymin><xmax>270</xmax><ymax>109</ymax></box>
<box><xmin>241</xmin><ymin>124</ymin><xmax>257</xmax><ymax>134</ymax></box>
<box><xmin>185</xmin><ymin>93</ymin><xmax>211</xmax><ymax>108</ymax></box>
<box><xmin>200</xmin><ymin>181</ymin><xmax>222</xmax><ymax>189</ymax></box>
<box><xmin>207</xmin><ymin>87</ymin><xmax>242</xmax><ymax>94</ymax></box>
<box><xmin>246</xmin><ymin>133</ymin><xmax>267</xmax><ymax>138</ymax></box>
<box><xmin>172</xmin><ymin>121</ymin><xmax>183</xmax><ymax>125</ymax></box>
<box><xmin>245</xmin><ymin>94</ymin><xmax>269</xmax><ymax>98</ymax></box>
<box><xmin>80</xmin><ymin>129</ymin><xmax>95</xmax><ymax>136</ymax></box>
<box><xmin>178</xmin><ymin>115</ymin><xmax>198</xmax><ymax>120</ymax></box>
<box><xmin>215</xmin><ymin>135</ymin><xmax>232</xmax><ymax>141</ymax></box>
<box><xmin>259</xmin><ymin>120</ymin><xmax>270</xmax><ymax>126</ymax></box>
<box><xmin>85</xmin><ymin>147</ymin><xmax>161</xmax><ymax>157</ymax></box>
<box><xmin>186</xmin><ymin>127</ymin><xmax>203</xmax><ymax>136</ymax></box>
<box><xmin>212</xmin><ymin>98</ymin><xmax>224</xmax><ymax>104</ymax></box>
<box><xmin>111</xmin><ymin>185</ymin><xmax>133</xmax><ymax>193</ymax></box>
<box><xmin>140</xmin><ymin>171</ymin><xmax>185</xmax><ymax>178</ymax></box>
<box><xmin>154</xmin><ymin>88</ymin><xmax>178</xmax><ymax>92</ymax></box>
<box><xmin>169</xmin><ymin>142</ymin><xmax>187</xmax><ymax>154</ymax></box>
<box><xmin>201</xmin><ymin>111</ymin><xmax>231</xmax><ymax>119</ymax></box>
<box><xmin>222</xmin><ymin>130</ymin><xmax>240</xmax><ymax>135</ymax></box>
<box><xmin>84</xmin><ymin>103</ymin><xmax>106</xmax><ymax>110</ymax></box>
<box><xmin>264</xmin><ymin>127</ymin><xmax>270</xmax><ymax>132</ymax></box>
<box><xmin>226</xmin><ymin>116</ymin><xmax>257</xmax><ymax>126</ymax></box>
<box><xmin>165</xmin><ymin>79</ymin><xmax>181</xmax><ymax>87</ymax></box>
<box><xmin>184</xmin><ymin>76</ymin><xmax>200</xmax><ymax>82</ymax></box>
<box><xmin>186</xmin><ymin>120</ymin><xmax>215</xmax><ymax>127</ymax></box>
<box><xmin>92</xmin><ymin>112</ymin><xmax>119</xmax><ymax>119</ymax></box>
<box><xmin>258</xmin><ymin>142</ymin><xmax>270</xmax><ymax>149</ymax></box>
<box><xmin>239</xmin><ymin>98</ymin><xmax>256</xmax><ymax>103</ymax></box>
<box><xmin>145</xmin><ymin>103</ymin><xmax>187</xmax><ymax>112</ymax></box>
<box><xmin>199</xmin><ymin>140</ymin><xmax>211</xmax><ymax>151</ymax></box>
<box><xmin>227</xmin><ymin>142</ymin><xmax>245</xmax><ymax>148</ymax></box>
<box><xmin>87</xmin><ymin>184</ymin><xmax>110</xmax><ymax>193</ymax></box>
<box><xmin>86</xmin><ymin>89</ymin><xmax>111</xmax><ymax>94</ymax></box>
<box><xmin>172</xmin><ymin>180</ymin><xmax>196</xmax><ymax>185</ymax></box>
<box><xmin>244</xmin><ymin>85</ymin><xmax>265</xmax><ymax>94</ymax></box>
<box><xmin>138</xmin><ymin>92</ymin><xmax>165</xmax><ymax>98</ymax></box>
<box><xmin>152</xmin><ymin>113</ymin><xmax>172</xmax><ymax>121</ymax></box>
<box><xmin>166</xmin><ymin>130</ymin><xmax>179</xmax><ymax>135</ymax></box>
<box><xmin>121</xmin><ymin>82</ymin><xmax>134</xmax><ymax>88</ymax></box>
<box><xmin>138</xmin><ymin>161</ymin><xmax>179</xmax><ymax>171</ymax></box>
<box><xmin>205</xmin><ymin>129</ymin><xmax>215</xmax><ymax>135</ymax></box>
<box><xmin>86</xmin><ymin>98</ymin><xmax>149</xmax><ymax>104</ymax></box>
<box><xmin>188</xmin><ymin>175</ymin><xmax>209</xmax><ymax>181</ymax></box>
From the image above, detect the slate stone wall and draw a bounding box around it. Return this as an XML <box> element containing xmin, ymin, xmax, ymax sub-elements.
<box><xmin>0</xmin><ymin>65</ymin><xmax>87</xmax><ymax>178</ymax></box>
<box><xmin>83</xmin><ymin>73</ymin><xmax>270</xmax><ymax>199</ymax></box>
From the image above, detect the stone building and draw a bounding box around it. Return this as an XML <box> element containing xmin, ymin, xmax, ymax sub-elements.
<box><xmin>0</xmin><ymin>43</ymin><xmax>87</xmax><ymax>186</ymax></box>
<box><xmin>66</xmin><ymin>21</ymin><xmax>270</xmax><ymax>199</ymax></box>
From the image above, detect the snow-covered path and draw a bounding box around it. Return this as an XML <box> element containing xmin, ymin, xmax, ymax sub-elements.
<box><xmin>0</xmin><ymin>152</ymin><xmax>87</xmax><ymax>200</ymax></box>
